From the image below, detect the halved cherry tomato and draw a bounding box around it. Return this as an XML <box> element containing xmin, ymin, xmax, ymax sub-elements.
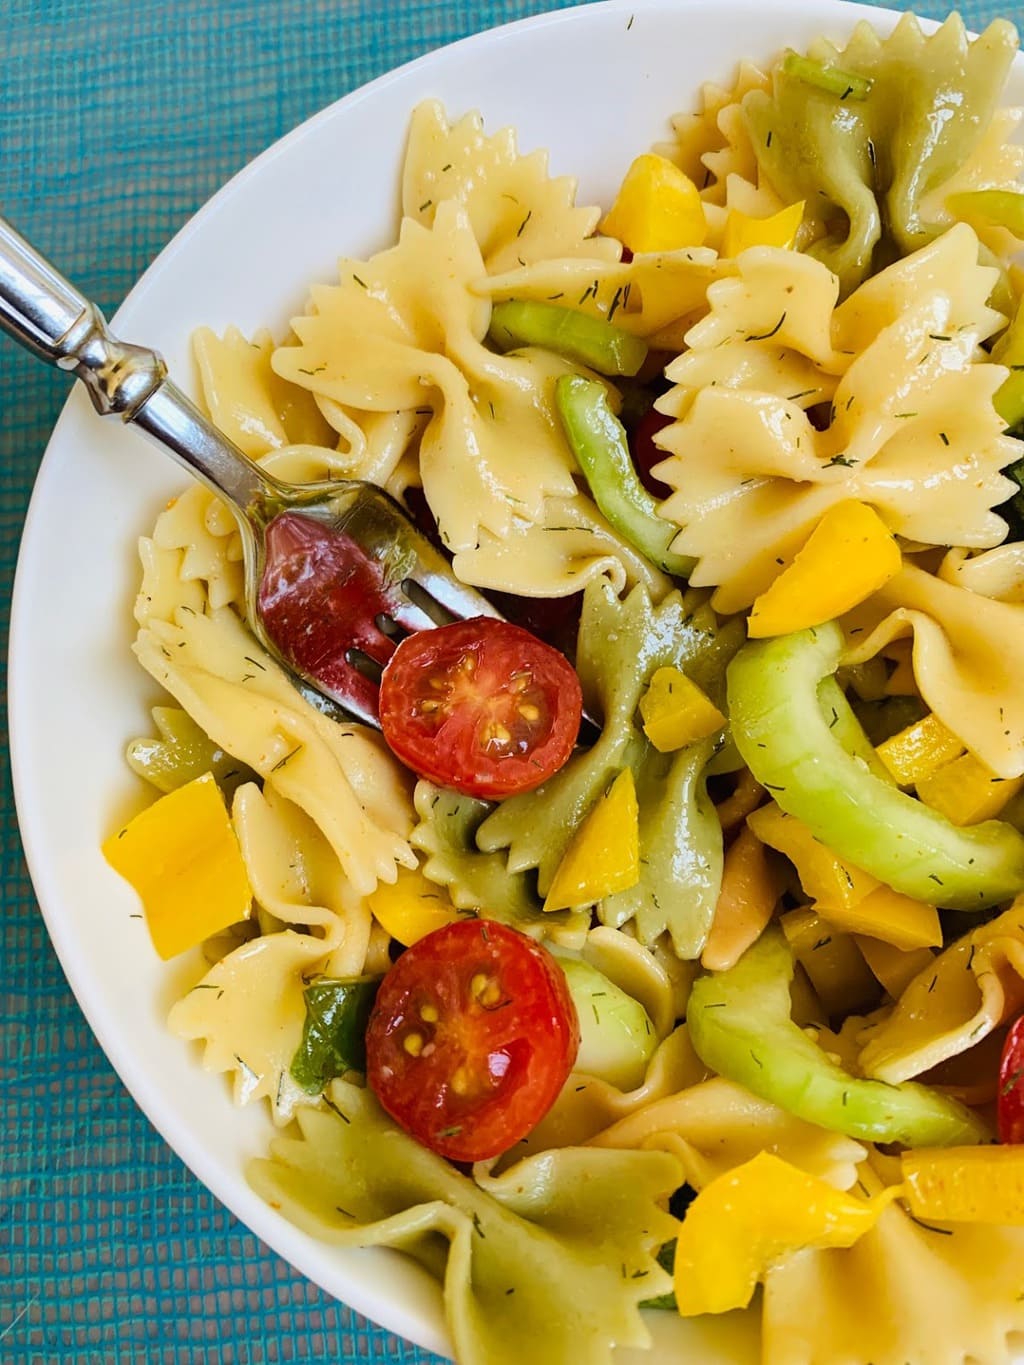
<box><xmin>378</xmin><ymin>617</ymin><xmax>583</xmax><ymax>799</ymax></box>
<box><xmin>365</xmin><ymin>918</ymin><xmax>580</xmax><ymax>1161</ymax></box>
<box><xmin>259</xmin><ymin>511</ymin><xmax>403</xmax><ymax>721</ymax></box>
<box><xmin>998</xmin><ymin>1016</ymin><xmax>1024</xmax><ymax>1143</ymax></box>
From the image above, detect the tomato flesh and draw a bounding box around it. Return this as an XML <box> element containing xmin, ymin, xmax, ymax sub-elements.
<box><xmin>378</xmin><ymin>617</ymin><xmax>583</xmax><ymax>799</ymax></box>
<box><xmin>998</xmin><ymin>1015</ymin><xmax>1024</xmax><ymax>1143</ymax></box>
<box><xmin>365</xmin><ymin>919</ymin><xmax>580</xmax><ymax>1161</ymax></box>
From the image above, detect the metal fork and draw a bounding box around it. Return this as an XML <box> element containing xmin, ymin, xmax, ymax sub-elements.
<box><xmin>0</xmin><ymin>214</ymin><xmax>501</xmax><ymax>726</ymax></box>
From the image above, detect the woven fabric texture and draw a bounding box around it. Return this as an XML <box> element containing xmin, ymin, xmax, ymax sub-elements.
<box><xmin>0</xmin><ymin>0</ymin><xmax>1010</xmax><ymax>1361</ymax></box>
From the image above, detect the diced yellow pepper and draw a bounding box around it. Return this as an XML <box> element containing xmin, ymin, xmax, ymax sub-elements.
<box><xmin>102</xmin><ymin>773</ymin><xmax>252</xmax><ymax>960</ymax></box>
<box><xmin>779</xmin><ymin>907</ymin><xmax>878</xmax><ymax>1017</ymax></box>
<box><xmin>702</xmin><ymin>825</ymin><xmax>785</xmax><ymax>971</ymax></box>
<box><xmin>600</xmin><ymin>153</ymin><xmax>707</xmax><ymax>253</ymax></box>
<box><xmin>673</xmin><ymin>1152</ymin><xmax>899</xmax><ymax>1315</ymax></box>
<box><xmin>814</xmin><ymin>884</ymin><xmax>942</xmax><ymax>951</ymax></box>
<box><xmin>916</xmin><ymin>751</ymin><xmax>1024</xmax><ymax>826</ymax></box>
<box><xmin>747</xmin><ymin>501</ymin><xmax>902</xmax><ymax>639</ymax></box>
<box><xmin>721</xmin><ymin>200</ymin><xmax>805</xmax><ymax>257</ymax></box>
<box><xmin>876</xmin><ymin>713</ymin><xmax>965</xmax><ymax>786</ymax></box>
<box><xmin>854</xmin><ymin>935</ymin><xmax>936</xmax><ymax>1000</ymax></box>
<box><xmin>747</xmin><ymin>803</ymin><xmax>879</xmax><ymax>909</ymax></box>
<box><xmin>367</xmin><ymin>864</ymin><xmax>460</xmax><ymax>946</ymax></box>
<box><xmin>901</xmin><ymin>1146</ymin><xmax>1024</xmax><ymax>1224</ymax></box>
<box><xmin>544</xmin><ymin>769</ymin><xmax>639</xmax><ymax>911</ymax></box>
<box><xmin>639</xmin><ymin>666</ymin><xmax>725</xmax><ymax>753</ymax></box>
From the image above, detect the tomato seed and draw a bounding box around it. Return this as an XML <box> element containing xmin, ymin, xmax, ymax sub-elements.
<box><xmin>518</xmin><ymin>703</ymin><xmax>540</xmax><ymax>722</ymax></box>
<box><xmin>420</xmin><ymin>1003</ymin><xmax>439</xmax><ymax>1023</ymax></box>
<box><xmin>403</xmin><ymin>1032</ymin><xmax>424</xmax><ymax>1056</ymax></box>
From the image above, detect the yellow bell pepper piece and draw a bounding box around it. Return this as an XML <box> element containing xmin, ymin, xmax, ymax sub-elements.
<box><xmin>102</xmin><ymin>772</ymin><xmax>251</xmax><ymax>960</ymax></box>
<box><xmin>367</xmin><ymin>864</ymin><xmax>460</xmax><ymax>946</ymax></box>
<box><xmin>639</xmin><ymin>666</ymin><xmax>725</xmax><ymax>753</ymax></box>
<box><xmin>721</xmin><ymin>200</ymin><xmax>805</xmax><ymax>257</ymax></box>
<box><xmin>915</xmin><ymin>751</ymin><xmax>1024</xmax><ymax>827</ymax></box>
<box><xmin>747</xmin><ymin>803</ymin><xmax>879</xmax><ymax>909</ymax></box>
<box><xmin>544</xmin><ymin>768</ymin><xmax>639</xmax><ymax>911</ymax></box>
<box><xmin>854</xmin><ymin>935</ymin><xmax>936</xmax><ymax>1000</ymax></box>
<box><xmin>814</xmin><ymin>884</ymin><xmax>942</xmax><ymax>952</ymax></box>
<box><xmin>600</xmin><ymin>153</ymin><xmax>707</xmax><ymax>253</ymax></box>
<box><xmin>673</xmin><ymin>1152</ymin><xmax>900</xmax><ymax>1315</ymax></box>
<box><xmin>747</xmin><ymin>501</ymin><xmax>902</xmax><ymax>639</ymax></box>
<box><xmin>702</xmin><ymin>825</ymin><xmax>785</xmax><ymax>971</ymax></box>
<box><xmin>901</xmin><ymin>1146</ymin><xmax>1024</xmax><ymax>1224</ymax></box>
<box><xmin>876</xmin><ymin>713</ymin><xmax>965</xmax><ymax>786</ymax></box>
<box><xmin>779</xmin><ymin>907</ymin><xmax>877</xmax><ymax>1017</ymax></box>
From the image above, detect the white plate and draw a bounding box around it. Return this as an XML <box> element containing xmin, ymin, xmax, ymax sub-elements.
<box><xmin>9</xmin><ymin>0</ymin><xmax>1005</xmax><ymax>1359</ymax></box>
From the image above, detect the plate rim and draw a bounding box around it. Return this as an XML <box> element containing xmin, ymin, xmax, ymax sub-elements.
<box><xmin>6</xmin><ymin>0</ymin><xmax>965</xmax><ymax>1357</ymax></box>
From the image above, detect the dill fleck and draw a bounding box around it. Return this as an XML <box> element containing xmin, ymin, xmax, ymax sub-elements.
<box><xmin>419</xmin><ymin>199</ymin><xmax>433</xmax><ymax>213</ymax></box>
<box><xmin>939</xmin><ymin>432</ymin><xmax>949</xmax><ymax>446</ymax></box>
<box><xmin>516</xmin><ymin>210</ymin><xmax>532</xmax><ymax>238</ymax></box>
<box><xmin>905</xmin><ymin>1213</ymin><xmax>953</xmax><ymax>1236</ymax></box>
<box><xmin>322</xmin><ymin>1094</ymin><xmax>351</xmax><ymax>1124</ymax></box>
<box><xmin>747</xmin><ymin>312</ymin><xmax>786</xmax><ymax>342</ymax></box>
<box><xmin>271</xmin><ymin>744</ymin><xmax>302</xmax><ymax>772</ymax></box>
<box><xmin>352</xmin><ymin>274</ymin><xmax>368</xmax><ymax>288</ymax></box>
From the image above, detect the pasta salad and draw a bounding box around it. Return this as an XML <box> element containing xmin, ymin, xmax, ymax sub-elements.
<box><xmin>104</xmin><ymin>10</ymin><xmax>1024</xmax><ymax>1364</ymax></box>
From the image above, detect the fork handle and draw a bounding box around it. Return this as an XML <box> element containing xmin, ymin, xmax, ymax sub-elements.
<box><xmin>0</xmin><ymin>213</ymin><xmax>272</xmax><ymax>510</ymax></box>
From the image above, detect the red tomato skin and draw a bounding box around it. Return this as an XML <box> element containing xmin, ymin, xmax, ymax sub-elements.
<box><xmin>378</xmin><ymin>617</ymin><xmax>583</xmax><ymax>799</ymax></box>
<box><xmin>998</xmin><ymin>1016</ymin><xmax>1024</xmax><ymax>1143</ymax></box>
<box><xmin>630</xmin><ymin>406</ymin><xmax>674</xmax><ymax>500</ymax></box>
<box><xmin>365</xmin><ymin>919</ymin><xmax>580</xmax><ymax>1162</ymax></box>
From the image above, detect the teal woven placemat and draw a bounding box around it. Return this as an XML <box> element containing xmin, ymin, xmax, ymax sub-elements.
<box><xmin>0</xmin><ymin>0</ymin><xmax>1008</xmax><ymax>1360</ymax></box>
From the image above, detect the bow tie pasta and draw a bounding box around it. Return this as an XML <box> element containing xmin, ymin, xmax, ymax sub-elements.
<box><xmin>102</xmin><ymin>10</ymin><xmax>1024</xmax><ymax>1365</ymax></box>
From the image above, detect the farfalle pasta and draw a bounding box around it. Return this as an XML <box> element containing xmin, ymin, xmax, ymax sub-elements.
<box><xmin>102</xmin><ymin>12</ymin><xmax>1024</xmax><ymax>1365</ymax></box>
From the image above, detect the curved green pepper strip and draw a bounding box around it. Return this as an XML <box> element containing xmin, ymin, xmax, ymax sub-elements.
<box><xmin>688</xmin><ymin>931</ymin><xmax>987</xmax><ymax>1147</ymax></box>
<box><xmin>728</xmin><ymin>622</ymin><xmax>1024</xmax><ymax>909</ymax></box>
<box><xmin>555</xmin><ymin>375</ymin><xmax>693</xmax><ymax>577</ymax></box>
<box><xmin>489</xmin><ymin>300</ymin><xmax>648</xmax><ymax>378</ymax></box>
<box><xmin>780</xmin><ymin>51</ymin><xmax>872</xmax><ymax>101</ymax></box>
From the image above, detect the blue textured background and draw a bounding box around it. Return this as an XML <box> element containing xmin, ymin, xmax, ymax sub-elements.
<box><xmin>0</xmin><ymin>0</ymin><xmax>1006</xmax><ymax>1361</ymax></box>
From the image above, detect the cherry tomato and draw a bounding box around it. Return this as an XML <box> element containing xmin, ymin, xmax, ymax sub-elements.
<box><xmin>259</xmin><ymin>511</ymin><xmax>403</xmax><ymax>721</ymax></box>
<box><xmin>378</xmin><ymin>617</ymin><xmax>583</xmax><ymax>799</ymax></box>
<box><xmin>365</xmin><ymin>918</ymin><xmax>580</xmax><ymax>1161</ymax></box>
<box><xmin>998</xmin><ymin>1016</ymin><xmax>1024</xmax><ymax>1143</ymax></box>
<box><xmin>630</xmin><ymin>406</ymin><xmax>674</xmax><ymax>500</ymax></box>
